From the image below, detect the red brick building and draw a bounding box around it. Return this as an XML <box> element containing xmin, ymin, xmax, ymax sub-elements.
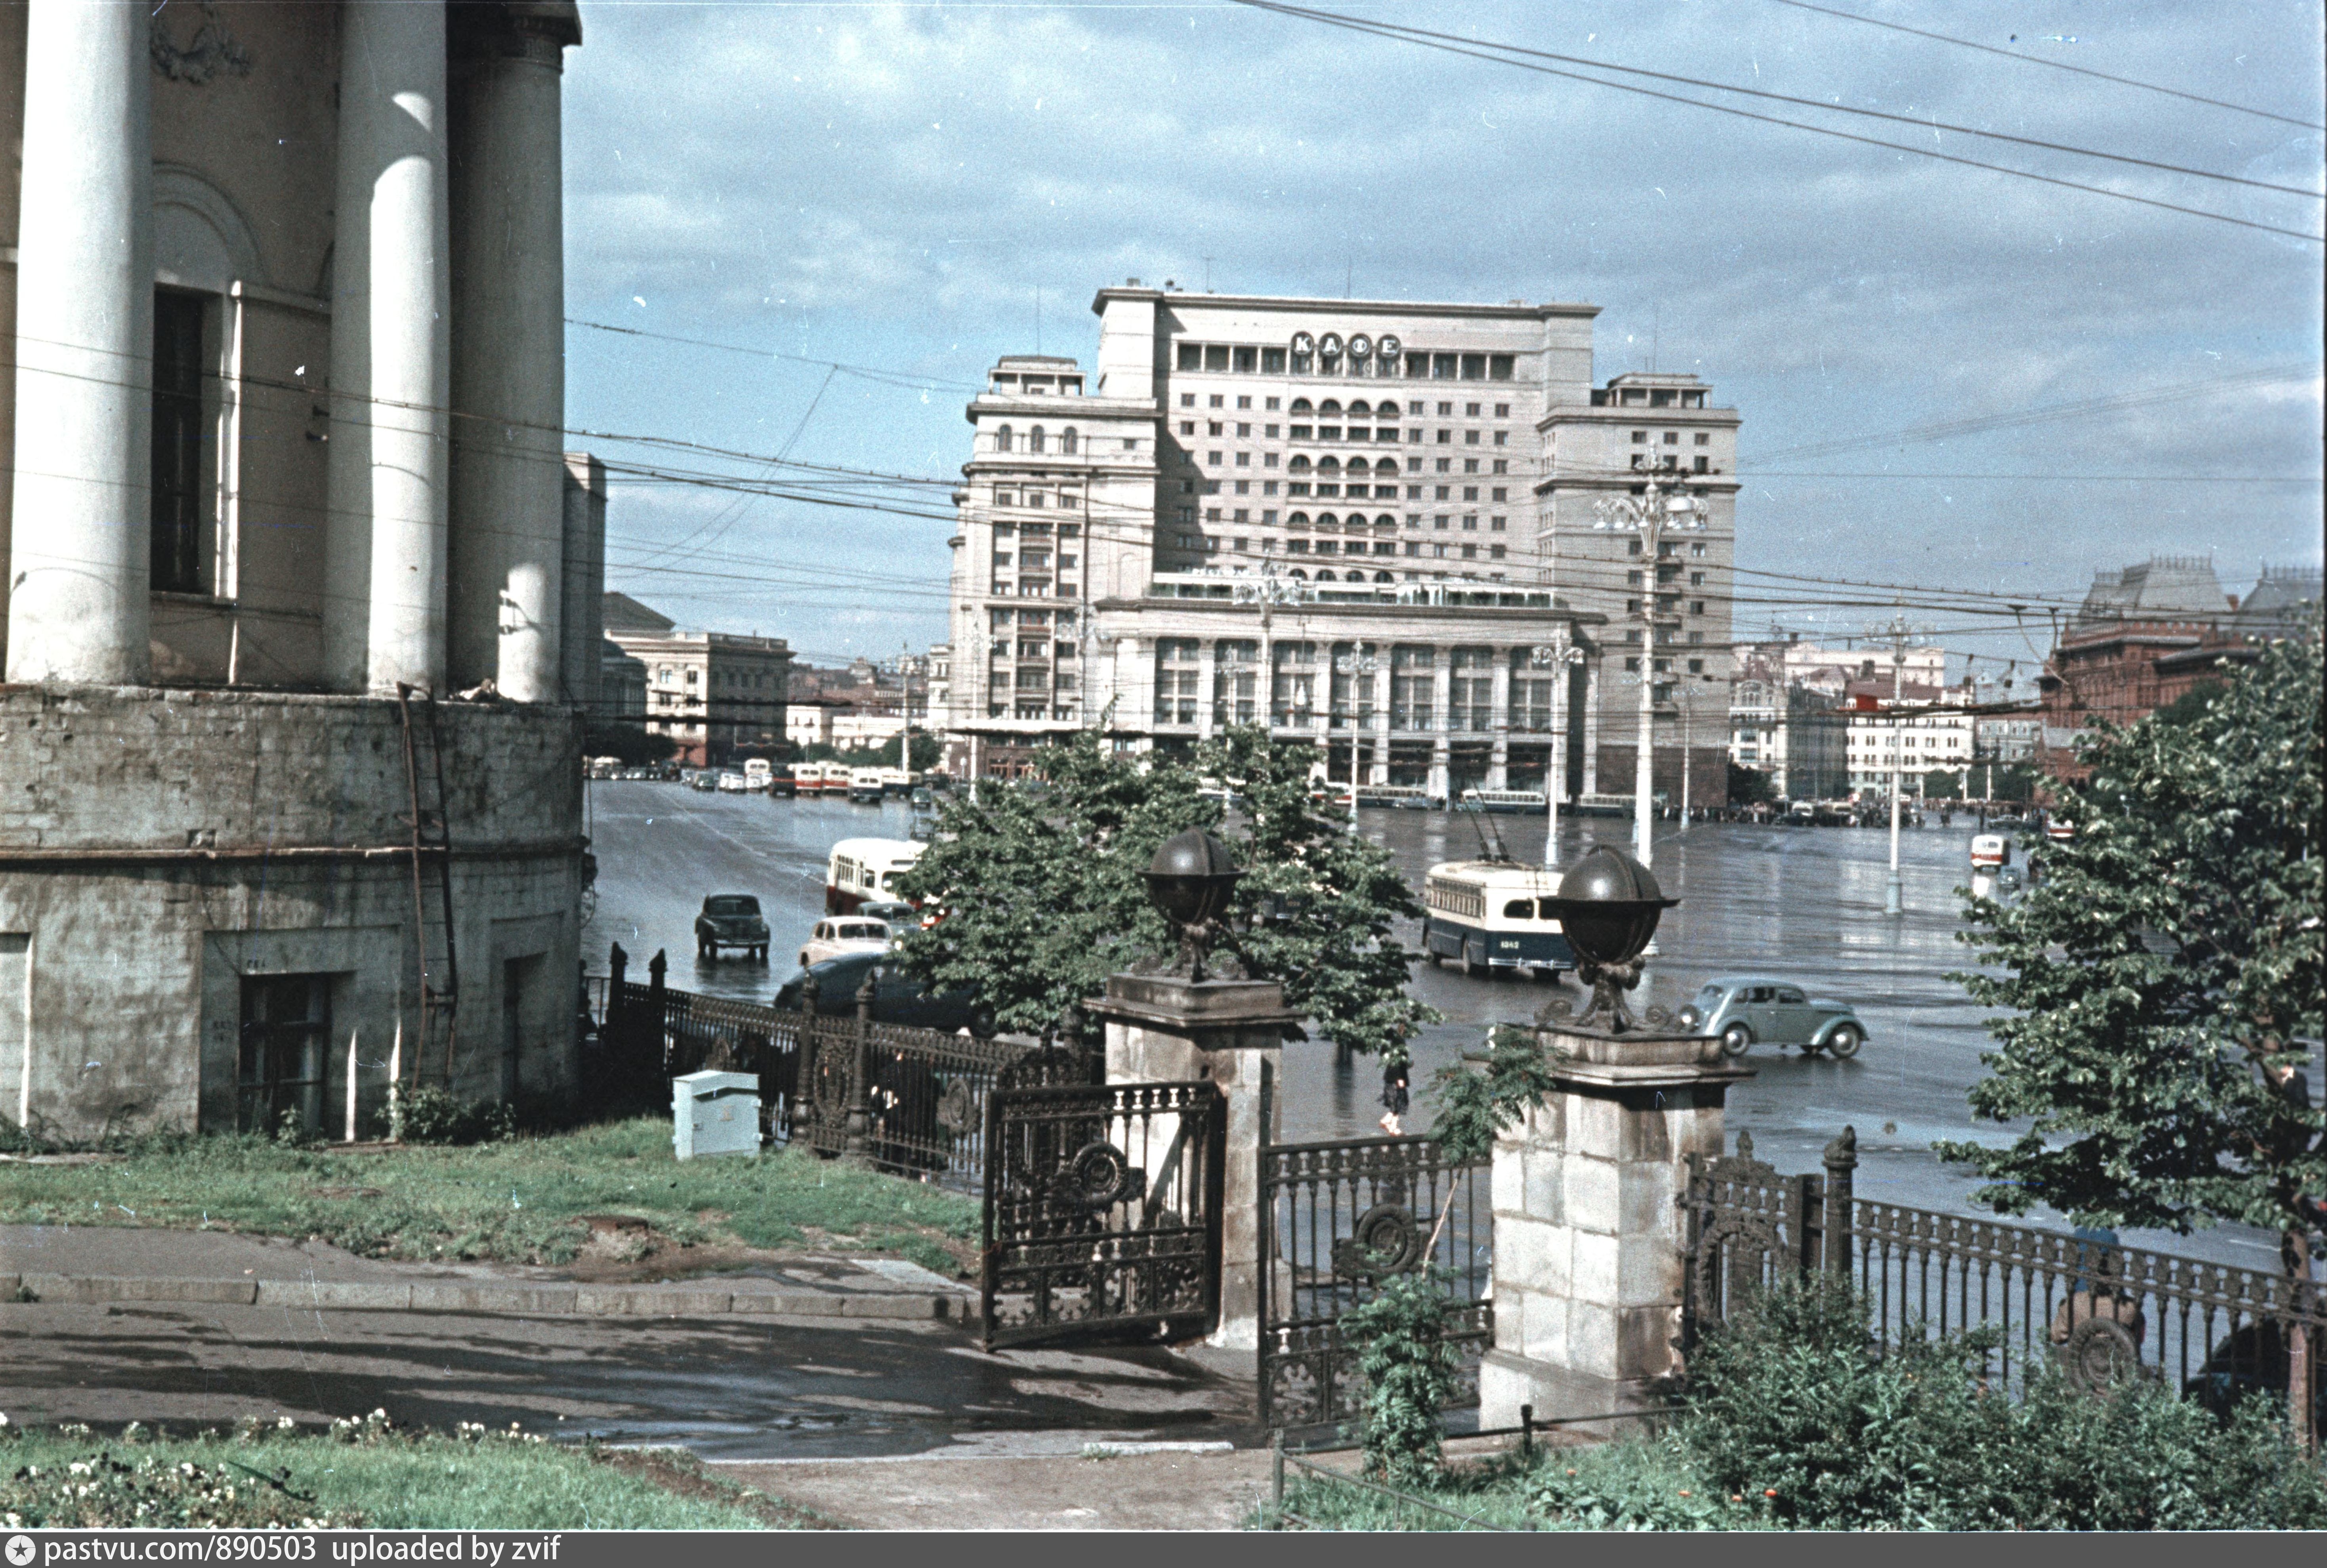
<box><xmin>2039</xmin><ymin>558</ymin><xmax>2319</xmax><ymax>781</ymax></box>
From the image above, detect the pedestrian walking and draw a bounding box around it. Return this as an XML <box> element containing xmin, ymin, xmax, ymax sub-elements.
<box><xmin>1378</xmin><ymin>1059</ymin><xmax>1410</xmax><ymax>1136</ymax></box>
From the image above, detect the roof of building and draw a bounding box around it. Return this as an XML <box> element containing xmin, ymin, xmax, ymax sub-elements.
<box><xmin>602</xmin><ymin>592</ymin><xmax>676</xmax><ymax>634</ymax></box>
<box><xmin>2072</xmin><ymin>556</ymin><xmax>2229</xmax><ymax>631</ymax></box>
<box><xmin>2232</xmin><ymin>563</ymin><xmax>2322</xmax><ymax>636</ymax></box>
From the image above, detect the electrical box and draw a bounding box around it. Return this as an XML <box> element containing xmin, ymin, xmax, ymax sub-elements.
<box><xmin>672</xmin><ymin>1070</ymin><xmax>761</xmax><ymax>1161</ymax></box>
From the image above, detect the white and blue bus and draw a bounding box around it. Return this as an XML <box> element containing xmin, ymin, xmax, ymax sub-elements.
<box><xmin>1420</xmin><ymin>861</ymin><xmax>1577</xmax><ymax>979</ymax></box>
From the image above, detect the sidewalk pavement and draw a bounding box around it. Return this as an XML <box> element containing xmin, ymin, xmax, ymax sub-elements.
<box><xmin>711</xmin><ymin>1447</ymin><xmax>1276</xmax><ymax>1530</ymax></box>
<box><xmin>0</xmin><ymin>1224</ymin><xmax>969</xmax><ymax>1322</ymax></box>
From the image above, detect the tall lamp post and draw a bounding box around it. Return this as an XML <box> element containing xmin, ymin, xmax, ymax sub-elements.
<box><xmin>1594</xmin><ymin>466</ymin><xmax>1707</xmax><ymax>871</ymax></box>
<box><xmin>1529</xmin><ymin>637</ymin><xmax>1584</xmax><ymax>868</ymax></box>
<box><xmin>1865</xmin><ymin>607</ymin><xmax>1926</xmax><ymax>917</ymax></box>
<box><xmin>1333</xmin><ymin>647</ymin><xmax>1378</xmax><ymax>834</ymax></box>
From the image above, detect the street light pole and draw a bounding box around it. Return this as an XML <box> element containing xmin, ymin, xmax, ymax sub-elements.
<box><xmin>1595</xmin><ymin>464</ymin><xmax>1705</xmax><ymax>872</ymax></box>
<box><xmin>1530</xmin><ymin>637</ymin><xmax>1584</xmax><ymax>869</ymax></box>
<box><xmin>1334</xmin><ymin>647</ymin><xmax>1378</xmax><ymax>834</ymax></box>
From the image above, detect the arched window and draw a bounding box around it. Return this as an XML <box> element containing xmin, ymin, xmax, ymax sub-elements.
<box><xmin>994</xmin><ymin>425</ymin><xmax>1013</xmax><ymax>453</ymax></box>
<box><xmin>1374</xmin><ymin>571</ymin><xmax>1394</xmax><ymax>583</ymax></box>
<box><xmin>1315</xmin><ymin>570</ymin><xmax>1337</xmax><ymax>582</ymax></box>
<box><xmin>1319</xmin><ymin>399</ymin><xmax>1342</xmax><ymax>415</ymax></box>
<box><xmin>1028</xmin><ymin>426</ymin><xmax>1046</xmax><ymax>454</ymax></box>
<box><xmin>1376</xmin><ymin>514</ymin><xmax>1397</xmax><ymax>529</ymax></box>
<box><xmin>1317</xmin><ymin>512</ymin><xmax>1339</xmax><ymax>528</ymax></box>
<box><xmin>1290</xmin><ymin>398</ymin><xmax>1314</xmax><ymax>414</ymax></box>
<box><xmin>1346</xmin><ymin>457</ymin><xmax>1371</xmax><ymax>474</ymax></box>
<box><xmin>1287</xmin><ymin>511</ymin><xmax>1311</xmax><ymax>527</ymax></box>
<box><xmin>1289</xmin><ymin>568</ymin><xmax>1308</xmax><ymax>579</ymax></box>
<box><xmin>1288</xmin><ymin>455</ymin><xmax>1311</xmax><ymax>473</ymax></box>
<box><xmin>1318</xmin><ymin>456</ymin><xmax>1340</xmax><ymax>473</ymax></box>
<box><xmin>1060</xmin><ymin>427</ymin><xmax>1078</xmax><ymax>455</ymax></box>
<box><xmin>1347</xmin><ymin>400</ymin><xmax>1371</xmax><ymax>417</ymax></box>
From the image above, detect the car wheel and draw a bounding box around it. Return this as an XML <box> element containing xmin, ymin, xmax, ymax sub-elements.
<box><xmin>1720</xmin><ymin>1023</ymin><xmax>1753</xmax><ymax>1058</ymax></box>
<box><xmin>697</xmin><ymin>940</ymin><xmax>710</xmax><ymax>960</ymax></box>
<box><xmin>756</xmin><ymin>946</ymin><xmax>769</xmax><ymax>964</ymax></box>
<box><xmin>1463</xmin><ymin>945</ymin><xmax>1485</xmax><ymax>978</ymax></box>
<box><xmin>1826</xmin><ymin>1024</ymin><xmax>1863</xmax><ymax>1059</ymax></box>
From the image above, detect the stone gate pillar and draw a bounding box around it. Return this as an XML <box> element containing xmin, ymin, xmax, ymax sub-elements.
<box><xmin>1087</xmin><ymin>970</ymin><xmax>1299</xmax><ymax>1351</ymax></box>
<box><xmin>1479</xmin><ymin>1022</ymin><xmax>1752</xmax><ymax>1428</ymax></box>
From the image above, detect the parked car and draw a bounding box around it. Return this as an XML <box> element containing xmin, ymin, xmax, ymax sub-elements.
<box><xmin>799</xmin><ymin>916</ymin><xmax>893</xmax><ymax>968</ymax></box>
<box><xmin>694</xmin><ymin>894</ymin><xmax>771</xmax><ymax>962</ymax></box>
<box><xmin>773</xmin><ymin>952</ymin><xmax>994</xmax><ymax>1035</ymax></box>
<box><xmin>856</xmin><ymin>898</ymin><xmax>921</xmax><ymax>927</ymax></box>
<box><xmin>715</xmin><ymin>771</ymin><xmax>751</xmax><ymax>793</ymax></box>
<box><xmin>1679</xmin><ymin>976</ymin><xmax>1867</xmax><ymax>1058</ymax></box>
<box><xmin>687</xmin><ymin>769</ymin><xmax>719</xmax><ymax>791</ymax></box>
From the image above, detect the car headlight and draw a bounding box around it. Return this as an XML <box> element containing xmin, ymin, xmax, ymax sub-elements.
<box><xmin>1678</xmin><ymin>1005</ymin><xmax>1700</xmax><ymax>1029</ymax></box>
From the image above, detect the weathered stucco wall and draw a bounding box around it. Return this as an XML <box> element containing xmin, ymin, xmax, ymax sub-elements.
<box><xmin>0</xmin><ymin>686</ymin><xmax>584</xmax><ymax>1139</ymax></box>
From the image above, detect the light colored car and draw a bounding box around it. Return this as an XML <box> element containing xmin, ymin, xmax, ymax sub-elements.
<box><xmin>1679</xmin><ymin>975</ymin><xmax>1868</xmax><ymax>1059</ymax></box>
<box><xmin>798</xmin><ymin>917</ymin><xmax>893</xmax><ymax>969</ymax></box>
<box><xmin>715</xmin><ymin>771</ymin><xmax>751</xmax><ymax>793</ymax></box>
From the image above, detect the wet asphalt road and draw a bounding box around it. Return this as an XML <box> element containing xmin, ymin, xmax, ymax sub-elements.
<box><xmin>585</xmin><ymin>781</ymin><xmax>2281</xmax><ymax>1272</ymax></box>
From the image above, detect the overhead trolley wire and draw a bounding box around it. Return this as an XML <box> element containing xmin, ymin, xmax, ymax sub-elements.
<box><xmin>1762</xmin><ymin>0</ymin><xmax>2327</xmax><ymax>132</ymax></box>
<box><xmin>1229</xmin><ymin>1</ymin><xmax>2327</xmax><ymax>243</ymax></box>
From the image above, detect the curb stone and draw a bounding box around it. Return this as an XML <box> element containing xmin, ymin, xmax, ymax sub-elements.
<box><xmin>4</xmin><ymin>1272</ymin><xmax>961</xmax><ymax>1320</ymax></box>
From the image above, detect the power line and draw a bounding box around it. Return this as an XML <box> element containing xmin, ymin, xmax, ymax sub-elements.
<box><xmin>1762</xmin><ymin>0</ymin><xmax>2327</xmax><ymax>132</ymax></box>
<box><xmin>567</xmin><ymin>317</ymin><xmax>988</xmax><ymax>392</ymax></box>
<box><xmin>1230</xmin><ymin>1</ymin><xmax>2327</xmax><ymax>244</ymax></box>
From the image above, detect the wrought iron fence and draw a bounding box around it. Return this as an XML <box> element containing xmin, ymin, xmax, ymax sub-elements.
<box><xmin>1259</xmin><ymin>1117</ymin><xmax>1494</xmax><ymax>1431</ymax></box>
<box><xmin>1686</xmin><ymin>1128</ymin><xmax>2327</xmax><ymax>1424</ymax></box>
<box><xmin>591</xmin><ymin>945</ymin><xmax>1057</xmax><ymax>1194</ymax></box>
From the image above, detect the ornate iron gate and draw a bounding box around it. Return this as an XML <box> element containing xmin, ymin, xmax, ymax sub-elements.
<box><xmin>1258</xmin><ymin>1131</ymin><xmax>1494</xmax><ymax>1430</ymax></box>
<box><xmin>980</xmin><ymin>1079</ymin><xmax>1226</xmax><ymax>1350</ymax></box>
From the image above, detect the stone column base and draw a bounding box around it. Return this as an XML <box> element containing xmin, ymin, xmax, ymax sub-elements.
<box><xmin>1479</xmin><ymin>1347</ymin><xmax>1671</xmax><ymax>1439</ymax></box>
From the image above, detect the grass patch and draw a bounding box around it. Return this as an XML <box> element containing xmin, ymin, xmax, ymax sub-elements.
<box><xmin>1264</xmin><ymin>1438</ymin><xmax>1750</xmax><ymax>1532</ymax></box>
<box><xmin>0</xmin><ymin>1418</ymin><xmax>806</xmax><ymax>1530</ymax></box>
<box><xmin>0</xmin><ymin>1119</ymin><xmax>978</xmax><ymax>1274</ymax></box>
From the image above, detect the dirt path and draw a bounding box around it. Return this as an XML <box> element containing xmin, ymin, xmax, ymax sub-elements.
<box><xmin>710</xmin><ymin>1447</ymin><xmax>1277</xmax><ymax>1530</ymax></box>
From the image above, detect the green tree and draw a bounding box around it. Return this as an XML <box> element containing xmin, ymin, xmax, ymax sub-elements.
<box><xmin>1726</xmin><ymin>762</ymin><xmax>1778</xmax><ymax>806</ymax></box>
<box><xmin>895</xmin><ymin>726</ymin><xmax>1436</xmax><ymax>1060</ymax></box>
<box><xmin>1939</xmin><ymin>618</ymin><xmax>2324</xmax><ymax>1444</ymax></box>
<box><xmin>1920</xmin><ymin>768</ymin><xmax>1964</xmax><ymax>800</ymax></box>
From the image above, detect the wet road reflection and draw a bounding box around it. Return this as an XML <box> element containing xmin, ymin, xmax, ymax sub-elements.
<box><xmin>588</xmin><ymin>784</ymin><xmax>2281</xmax><ymax>1272</ymax></box>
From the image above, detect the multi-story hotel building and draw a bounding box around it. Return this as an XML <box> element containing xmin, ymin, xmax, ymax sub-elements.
<box><xmin>943</xmin><ymin>287</ymin><xmax>1740</xmax><ymax>801</ymax></box>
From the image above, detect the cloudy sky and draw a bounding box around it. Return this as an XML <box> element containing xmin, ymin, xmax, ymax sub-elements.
<box><xmin>559</xmin><ymin>0</ymin><xmax>2324</xmax><ymax>675</ymax></box>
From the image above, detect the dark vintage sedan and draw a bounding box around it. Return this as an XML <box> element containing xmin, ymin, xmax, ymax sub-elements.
<box><xmin>773</xmin><ymin>951</ymin><xmax>995</xmax><ymax>1037</ymax></box>
<box><xmin>694</xmin><ymin>894</ymin><xmax>771</xmax><ymax>963</ymax></box>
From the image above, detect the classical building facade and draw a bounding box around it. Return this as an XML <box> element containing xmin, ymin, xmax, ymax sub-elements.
<box><xmin>601</xmin><ymin>594</ymin><xmax>791</xmax><ymax>768</ymax></box>
<box><xmin>944</xmin><ymin>288</ymin><xmax>1744</xmax><ymax>802</ymax></box>
<box><xmin>0</xmin><ymin>2</ymin><xmax>601</xmax><ymax>1139</ymax></box>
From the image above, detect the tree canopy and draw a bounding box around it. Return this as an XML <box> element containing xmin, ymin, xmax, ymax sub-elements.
<box><xmin>1938</xmin><ymin>618</ymin><xmax>2323</xmax><ymax>1253</ymax></box>
<box><xmin>895</xmin><ymin>726</ymin><xmax>1437</xmax><ymax>1061</ymax></box>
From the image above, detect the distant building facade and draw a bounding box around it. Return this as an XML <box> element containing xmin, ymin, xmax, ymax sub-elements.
<box><xmin>601</xmin><ymin>593</ymin><xmax>790</xmax><ymax>768</ymax></box>
<box><xmin>941</xmin><ymin>286</ymin><xmax>1747</xmax><ymax>806</ymax></box>
<box><xmin>1727</xmin><ymin>645</ymin><xmax>1846</xmax><ymax>800</ymax></box>
<box><xmin>2035</xmin><ymin>557</ymin><xmax>2319</xmax><ymax>780</ymax></box>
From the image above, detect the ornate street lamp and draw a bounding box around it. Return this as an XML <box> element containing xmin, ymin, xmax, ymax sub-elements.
<box><xmin>1530</xmin><ymin>637</ymin><xmax>1585</xmax><ymax>867</ymax></box>
<box><xmin>1539</xmin><ymin>845</ymin><xmax>1678</xmax><ymax>1034</ymax></box>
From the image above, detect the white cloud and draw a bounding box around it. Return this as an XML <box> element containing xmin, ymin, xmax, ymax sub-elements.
<box><xmin>563</xmin><ymin>0</ymin><xmax>2324</xmax><ymax>658</ymax></box>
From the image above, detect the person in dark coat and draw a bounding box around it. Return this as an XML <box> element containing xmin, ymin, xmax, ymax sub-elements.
<box><xmin>1379</xmin><ymin>1059</ymin><xmax>1411</xmax><ymax>1136</ymax></box>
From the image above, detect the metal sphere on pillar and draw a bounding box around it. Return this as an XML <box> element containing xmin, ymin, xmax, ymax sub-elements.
<box><xmin>1141</xmin><ymin>829</ymin><xmax>1244</xmax><ymax>981</ymax></box>
<box><xmin>1539</xmin><ymin>845</ymin><xmax>1679</xmax><ymax>1034</ymax></box>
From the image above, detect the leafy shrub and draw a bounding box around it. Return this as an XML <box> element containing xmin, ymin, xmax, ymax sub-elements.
<box><xmin>1520</xmin><ymin>1433</ymin><xmax>1747</xmax><ymax>1530</ymax></box>
<box><xmin>1681</xmin><ymin>1274</ymin><xmax>2327</xmax><ymax>1530</ymax></box>
<box><xmin>395</xmin><ymin>1086</ymin><xmax>515</xmax><ymax>1146</ymax></box>
<box><xmin>1342</xmin><ymin>1271</ymin><xmax>1462</xmax><ymax>1489</ymax></box>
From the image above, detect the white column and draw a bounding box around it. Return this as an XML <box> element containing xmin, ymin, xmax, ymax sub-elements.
<box><xmin>1370</xmin><ymin>663</ymin><xmax>1391</xmax><ymax>784</ymax></box>
<box><xmin>325</xmin><ymin>0</ymin><xmax>452</xmax><ymax>694</ymax></box>
<box><xmin>448</xmin><ymin>8</ymin><xmax>577</xmax><ymax>700</ymax></box>
<box><xmin>1195</xmin><ymin>641</ymin><xmax>1218</xmax><ymax>740</ymax></box>
<box><xmin>1581</xmin><ymin>660</ymin><xmax>1602</xmax><ymax>795</ymax></box>
<box><xmin>558</xmin><ymin>453</ymin><xmax>605</xmax><ymax>710</ymax></box>
<box><xmin>1428</xmin><ymin>650</ymin><xmax>1451</xmax><ymax>801</ymax></box>
<box><xmin>4</xmin><ymin>1</ymin><xmax>152</xmax><ymax>685</ymax></box>
<box><xmin>1487</xmin><ymin>653</ymin><xmax>1512</xmax><ymax>788</ymax></box>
